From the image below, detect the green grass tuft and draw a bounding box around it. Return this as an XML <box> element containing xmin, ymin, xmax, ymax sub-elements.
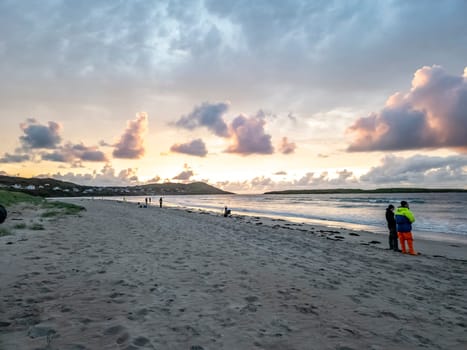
<box><xmin>13</xmin><ymin>223</ymin><xmax>27</xmax><ymax>229</ymax></box>
<box><xmin>29</xmin><ymin>223</ymin><xmax>45</xmax><ymax>230</ymax></box>
<box><xmin>0</xmin><ymin>227</ymin><xmax>12</xmax><ymax>236</ymax></box>
<box><xmin>41</xmin><ymin>210</ymin><xmax>61</xmax><ymax>218</ymax></box>
<box><xmin>43</xmin><ymin>201</ymin><xmax>86</xmax><ymax>215</ymax></box>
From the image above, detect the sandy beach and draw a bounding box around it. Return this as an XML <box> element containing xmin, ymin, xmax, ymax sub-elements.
<box><xmin>0</xmin><ymin>199</ymin><xmax>466</xmax><ymax>350</ymax></box>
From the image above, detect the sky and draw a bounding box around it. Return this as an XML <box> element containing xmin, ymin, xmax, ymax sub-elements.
<box><xmin>0</xmin><ymin>0</ymin><xmax>466</xmax><ymax>193</ymax></box>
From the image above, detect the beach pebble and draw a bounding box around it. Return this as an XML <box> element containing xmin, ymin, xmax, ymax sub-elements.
<box><xmin>27</xmin><ymin>325</ymin><xmax>56</xmax><ymax>338</ymax></box>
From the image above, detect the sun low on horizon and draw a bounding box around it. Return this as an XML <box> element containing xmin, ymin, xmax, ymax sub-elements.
<box><xmin>1</xmin><ymin>1</ymin><xmax>466</xmax><ymax>194</ymax></box>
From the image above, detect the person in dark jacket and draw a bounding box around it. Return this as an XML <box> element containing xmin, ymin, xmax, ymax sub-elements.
<box><xmin>0</xmin><ymin>204</ymin><xmax>7</xmax><ymax>224</ymax></box>
<box><xmin>395</xmin><ymin>201</ymin><xmax>417</xmax><ymax>255</ymax></box>
<box><xmin>385</xmin><ymin>204</ymin><xmax>399</xmax><ymax>251</ymax></box>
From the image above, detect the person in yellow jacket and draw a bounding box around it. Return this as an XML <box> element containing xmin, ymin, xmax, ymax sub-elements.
<box><xmin>395</xmin><ymin>201</ymin><xmax>417</xmax><ymax>255</ymax></box>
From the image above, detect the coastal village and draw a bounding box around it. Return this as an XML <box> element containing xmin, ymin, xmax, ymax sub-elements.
<box><xmin>0</xmin><ymin>175</ymin><xmax>230</xmax><ymax>197</ymax></box>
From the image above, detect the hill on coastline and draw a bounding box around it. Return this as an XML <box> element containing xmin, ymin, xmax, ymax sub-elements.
<box><xmin>0</xmin><ymin>175</ymin><xmax>232</xmax><ymax>197</ymax></box>
<box><xmin>264</xmin><ymin>188</ymin><xmax>467</xmax><ymax>195</ymax></box>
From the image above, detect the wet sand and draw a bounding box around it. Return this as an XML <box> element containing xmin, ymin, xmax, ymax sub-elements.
<box><xmin>0</xmin><ymin>199</ymin><xmax>466</xmax><ymax>349</ymax></box>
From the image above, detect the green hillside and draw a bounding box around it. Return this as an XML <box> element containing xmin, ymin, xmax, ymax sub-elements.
<box><xmin>0</xmin><ymin>175</ymin><xmax>232</xmax><ymax>197</ymax></box>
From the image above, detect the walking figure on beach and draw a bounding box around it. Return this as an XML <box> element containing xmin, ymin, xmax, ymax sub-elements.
<box><xmin>0</xmin><ymin>204</ymin><xmax>7</xmax><ymax>224</ymax></box>
<box><xmin>224</xmin><ymin>206</ymin><xmax>231</xmax><ymax>217</ymax></box>
<box><xmin>395</xmin><ymin>201</ymin><xmax>417</xmax><ymax>255</ymax></box>
<box><xmin>385</xmin><ymin>205</ymin><xmax>399</xmax><ymax>251</ymax></box>
<box><xmin>159</xmin><ymin>197</ymin><xmax>163</xmax><ymax>208</ymax></box>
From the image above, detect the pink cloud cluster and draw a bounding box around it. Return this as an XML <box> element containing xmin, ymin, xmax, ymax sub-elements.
<box><xmin>113</xmin><ymin>112</ymin><xmax>148</xmax><ymax>159</ymax></box>
<box><xmin>278</xmin><ymin>137</ymin><xmax>296</xmax><ymax>154</ymax></box>
<box><xmin>226</xmin><ymin>113</ymin><xmax>274</xmax><ymax>155</ymax></box>
<box><xmin>170</xmin><ymin>139</ymin><xmax>207</xmax><ymax>157</ymax></box>
<box><xmin>347</xmin><ymin>65</ymin><xmax>467</xmax><ymax>152</ymax></box>
<box><xmin>173</xmin><ymin>102</ymin><xmax>294</xmax><ymax>157</ymax></box>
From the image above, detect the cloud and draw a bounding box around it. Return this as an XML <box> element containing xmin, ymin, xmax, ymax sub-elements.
<box><xmin>175</xmin><ymin>102</ymin><xmax>230</xmax><ymax>137</ymax></box>
<box><xmin>173</xmin><ymin>170</ymin><xmax>194</xmax><ymax>181</ymax></box>
<box><xmin>274</xmin><ymin>171</ymin><xmax>287</xmax><ymax>175</ymax></box>
<box><xmin>173</xmin><ymin>164</ymin><xmax>194</xmax><ymax>181</ymax></box>
<box><xmin>170</xmin><ymin>139</ymin><xmax>208</xmax><ymax>157</ymax></box>
<box><xmin>113</xmin><ymin>112</ymin><xmax>148</xmax><ymax>159</ymax></box>
<box><xmin>225</xmin><ymin>113</ymin><xmax>274</xmax><ymax>155</ymax></box>
<box><xmin>278</xmin><ymin>137</ymin><xmax>296</xmax><ymax>154</ymax></box>
<box><xmin>360</xmin><ymin>154</ymin><xmax>467</xmax><ymax>186</ymax></box>
<box><xmin>0</xmin><ymin>153</ymin><xmax>30</xmax><ymax>163</ymax></box>
<box><xmin>42</xmin><ymin>143</ymin><xmax>107</xmax><ymax>163</ymax></box>
<box><xmin>19</xmin><ymin>119</ymin><xmax>62</xmax><ymax>149</ymax></box>
<box><xmin>145</xmin><ymin>175</ymin><xmax>161</xmax><ymax>184</ymax></box>
<box><xmin>44</xmin><ymin>164</ymin><xmax>140</xmax><ymax>187</ymax></box>
<box><xmin>347</xmin><ymin>65</ymin><xmax>467</xmax><ymax>152</ymax></box>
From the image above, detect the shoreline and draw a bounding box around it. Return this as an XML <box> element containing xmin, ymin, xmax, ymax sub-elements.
<box><xmin>97</xmin><ymin>194</ymin><xmax>467</xmax><ymax>246</ymax></box>
<box><xmin>178</xmin><ymin>204</ymin><xmax>467</xmax><ymax>261</ymax></box>
<box><xmin>1</xmin><ymin>198</ymin><xmax>466</xmax><ymax>349</ymax></box>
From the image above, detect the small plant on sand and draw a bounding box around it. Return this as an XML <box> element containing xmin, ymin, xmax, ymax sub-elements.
<box><xmin>0</xmin><ymin>227</ymin><xmax>12</xmax><ymax>236</ymax></box>
<box><xmin>13</xmin><ymin>223</ymin><xmax>27</xmax><ymax>229</ymax></box>
<box><xmin>43</xmin><ymin>201</ymin><xmax>86</xmax><ymax>215</ymax></box>
<box><xmin>41</xmin><ymin>210</ymin><xmax>61</xmax><ymax>218</ymax></box>
<box><xmin>29</xmin><ymin>223</ymin><xmax>45</xmax><ymax>230</ymax></box>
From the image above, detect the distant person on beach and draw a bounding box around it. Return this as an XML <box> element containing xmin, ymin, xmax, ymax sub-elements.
<box><xmin>395</xmin><ymin>201</ymin><xmax>417</xmax><ymax>255</ymax></box>
<box><xmin>0</xmin><ymin>204</ymin><xmax>7</xmax><ymax>224</ymax></box>
<box><xmin>224</xmin><ymin>206</ymin><xmax>231</xmax><ymax>217</ymax></box>
<box><xmin>159</xmin><ymin>197</ymin><xmax>163</xmax><ymax>208</ymax></box>
<box><xmin>385</xmin><ymin>205</ymin><xmax>399</xmax><ymax>251</ymax></box>
<box><xmin>145</xmin><ymin>197</ymin><xmax>148</xmax><ymax>206</ymax></box>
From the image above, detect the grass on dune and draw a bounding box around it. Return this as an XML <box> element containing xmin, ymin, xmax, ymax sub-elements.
<box><xmin>0</xmin><ymin>189</ymin><xmax>43</xmax><ymax>207</ymax></box>
<box><xmin>0</xmin><ymin>189</ymin><xmax>85</xmax><ymax>216</ymax></box>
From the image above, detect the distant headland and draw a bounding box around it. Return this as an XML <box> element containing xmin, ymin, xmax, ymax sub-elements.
<box><xmin>264</xmin><ymin>188</ymin><xmax>467</xmax><ymax>195</ymax></box>
<box><xmin>0</xmin><ymin>175</ymin><xmax>232</xmax><ymax>197</ymax></box>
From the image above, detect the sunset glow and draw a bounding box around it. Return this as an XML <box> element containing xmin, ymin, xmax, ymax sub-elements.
<box><xmin>1</xmin><ymin>1</ymin><xmax>466</xmax><ymax>193</ymax></box>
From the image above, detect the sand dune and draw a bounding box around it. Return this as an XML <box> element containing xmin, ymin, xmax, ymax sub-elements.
<box><xmin>0</xmin><ymin>199</ymin><xmax>466</xmax><ymax>349</ymax></box>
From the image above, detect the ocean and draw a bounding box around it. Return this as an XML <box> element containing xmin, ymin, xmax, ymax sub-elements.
<box><xmin>111</xmin><ymin>192</ymin><xmax>467</xmax><ymax>244</ymax></box>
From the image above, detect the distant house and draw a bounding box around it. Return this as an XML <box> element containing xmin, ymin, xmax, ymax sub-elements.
<box><xmin>12</xmin><ymin>184</ymin><xmax>22</xmax><ymax>189</ymax></box>
<box><xmin>53</xmin><ymin>186</ymin><xmax>61</xmax><ymax>191</ymax></box>
<box><xmin>26</xmin><ymin>185</ymin><xmax>36</xmax><ymax>190</ymax></box>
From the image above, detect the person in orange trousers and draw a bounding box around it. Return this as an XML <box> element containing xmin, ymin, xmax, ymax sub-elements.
<box><xmin>395</xmin><ymin>201</ymin><xmax>417</xmax><ymax>255</ymax></box>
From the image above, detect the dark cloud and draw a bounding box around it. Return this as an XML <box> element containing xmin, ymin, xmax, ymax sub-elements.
<box><xmin>42</xmin><ymin>143</ymin><xmax>107</xmax><ymax>163</ymax></box>
<box><xmin>347</xmin><ymin>65</ymin><xmax>467</xmax><ymax>152</ymax></box>
<box><xmin>170</xmin><ymin>139</ymin><xmax>208</xmax><ymax>157</ymax></box>
<box><xmin>113</xmin><ymin>112</ymin><xmax>148</xmax><ymax>159</ymax></box>
<box><xmin>278</xmin><ymin>137</ymin><xmax>296</xmax><ymax>154</ymax></box>
<box><xmin>172</xmin><ymin>164</ymin><xmax>194</xmax><ymax>181</ymax></box>
<box><xmin>145</xmin><ymin>175</ymin><xmax>161</xmax><ymax>184</ymax></box>
<box><xmin>0</xmin><ymin>153</ymin><xmax>30</xmax><ymax>163</ymax></box>
<box><xmin>225</xmin><ymin>113</ymin><xmax>274</xmax><ymax>155</ymax></box>
<box><xmin>173</xmin><ymin>170</ymin><xmax>194</xmax><ymax>181</ymax></box>
<box><xmin>0</xmin><ymin>0</ymin><xmax>466</xmax><ymax>118</ymax></box>
<box><xmin>19</xmin><ymin>119</ymin><xmax>62</xmax><ymax>149</ymax></box>
<box><xmin>175</xmin><ymin>102</ymin><xmax>230</xmax><ymax>137</ymax></box>
<box><xmin>360</xmin><ymin>154</ymin><xmax>467</xmax><ymax>185</ymax></box>
<box><xmin>274</xmin><ymin>171</ymin><xmax>287</xmax><ymax>175</ymax></box>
